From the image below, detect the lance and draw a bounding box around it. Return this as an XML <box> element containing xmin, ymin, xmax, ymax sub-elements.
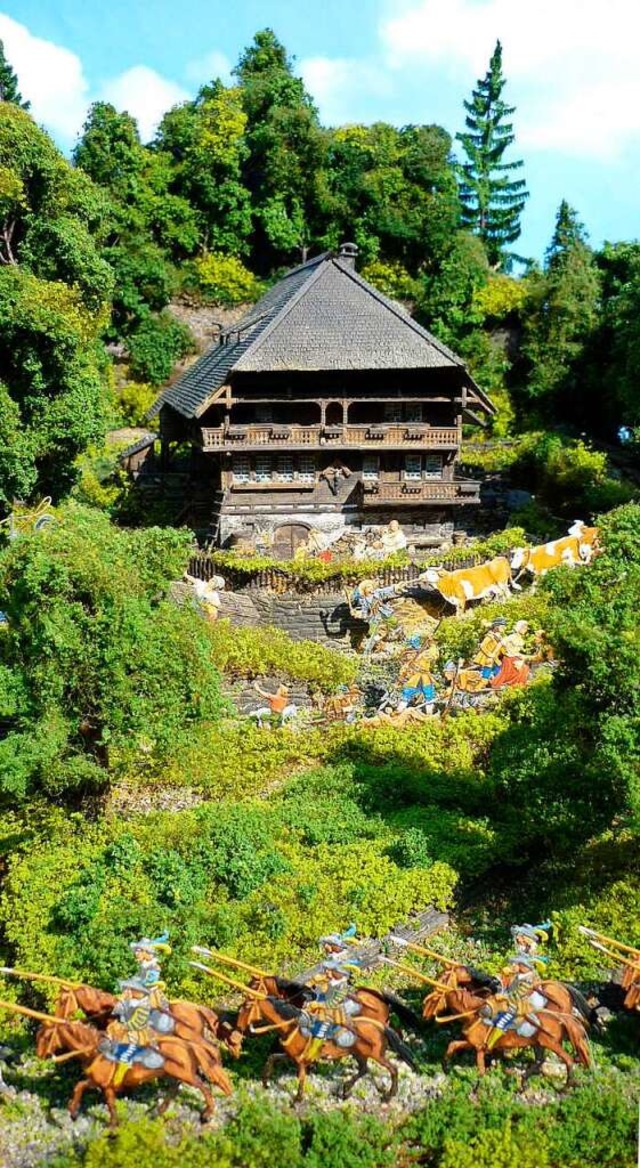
<box><xmin>583</xmin><ymin>938</ymin><xmax>640</xmax><ymax>973</ymax></box>
<box><xmin>191</xmin><ymin>947</ymin><xmax>272</xmax><ymax>979</ymax></box>
<box><xmin>0</xmin><ymin>967</ymin><xmax>84</xmax><ymax>990</ymax></box>
<box><xmin>378</xmin><ymin>957</ymin><xmax>449</xmax><ymax>991</ymax></box>
<box><xmin>435</xmin><ymin>1010</ymin><xmax>478</xmax><ymax>1023</ymax></box>
<box><xmin>579</xmin><ymin>927</ymin><xmax>640</xmax><ymax>958</ymax></box>
<box><xmin>388</xmin><ymin>937</ymin><xmax>457</xmax><ymax>967</ymax></box>
<box><xmin>189</xmin><ymin>961</ymin><xmax>266</xmax><ymax>999</ymax></box>
<box><xmin>0</xmin><ymin>999</ymin><xmax>62</xmax><ymax>1025</ymax></box>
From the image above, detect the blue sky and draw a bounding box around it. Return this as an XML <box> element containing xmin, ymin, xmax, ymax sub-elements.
<box><xmin>2</xmin><ymin>0</ymin><xmax>639</xmax><ymax>261</ymax></box>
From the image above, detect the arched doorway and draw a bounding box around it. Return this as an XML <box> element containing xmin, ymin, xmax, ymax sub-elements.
<box><xmin>325</xmin><ymin>401</ymin><xmax>343</xmax><ymax>427</ymax></box>
<box><xmin>272</xmin><ymin>523</ymin><xmax>310</xmax><ymax>560</ymax></box>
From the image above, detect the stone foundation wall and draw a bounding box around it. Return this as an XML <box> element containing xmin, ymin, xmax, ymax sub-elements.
<box><xmin>219</xmin><ymin>589</ymin><xmax>364</xmax><ymax>646</ymax></box>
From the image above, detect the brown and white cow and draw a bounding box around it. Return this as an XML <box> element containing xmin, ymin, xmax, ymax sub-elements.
<box><xmin>420</xmin><ymin>556</ymin><xmax>519</xmax><ymax>616</ymax></box>
<box><xmin>511</xmin><ymin>535</ymin><xmax>582</xmax><ymax>579</ymax></box>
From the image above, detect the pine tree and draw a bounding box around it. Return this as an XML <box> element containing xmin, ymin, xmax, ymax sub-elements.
<box><xmin>545</xmin><ymin>199</ymin><xmax>586</xmax><ymax>270</ymax></box>
<box><xmin>456</xmin><ymin>41</ymin><xmax>527</xmax><ymax>267</ymax></box>
<box><xmin>0</xmin><ymin>40</ymin><xmax>29</xmax><ymax>109</ymax></box>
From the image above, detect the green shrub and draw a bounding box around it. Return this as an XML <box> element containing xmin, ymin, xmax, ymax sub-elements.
<box><xmin>115</xmin><ymin>381</ymin><xmax>158</xmax><ymax>426</ymax></box>
<box><xmin>127</xmin><ymin>311</ymin><xmax>195</xmax><ymax>386</ymax></box>
<box><xmin>209</xmin><ymin>621</ymin><xmax>358</xmax><ymax>691</ymax></box>
<box><xmin>182</xmin><ymin>252</ymin><xmax>264</xmax><ymax>305</ymax></box>
<box><xmin>441</xmin><ymin>1123</ymin><xmax>549</xmax><ymax>1168</ymax></box>
<box><xmin>359</xmin><ymin>259</ymin><xmax>419</xmax><ymax>303</ymax></box>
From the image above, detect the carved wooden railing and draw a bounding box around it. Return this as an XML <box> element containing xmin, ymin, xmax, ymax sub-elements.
<box><xmin>362</xmin><ymin>479</ymin><xmax>481</xmax><ymax>503</ymax></box>
<box><xmin>199</xmin><ymin>424</ymin><xmax>460</xmax><ymax>450</ymax></box>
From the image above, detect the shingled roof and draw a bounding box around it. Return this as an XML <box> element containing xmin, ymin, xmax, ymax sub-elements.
<box><xmin>153</xmin><ymin>250</ymin><xmax>493</xmax><ymax>420</ymax></box>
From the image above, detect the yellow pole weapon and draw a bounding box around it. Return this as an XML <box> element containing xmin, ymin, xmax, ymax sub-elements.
<box><xmin>579</xmin><ymin>927</ymin><xmax>640</xmax><ymax>958</ymax></box>
<box><xmin>435</xmin><ymin>1010</ymin><xmax>478</xmax><ymax>1023</ymax></box>
<box><xmin>0</xmin><ymin>967</ymin><xmax>84</xmax><ymax>990</ymax></box>
<box><xmin>0</xmin><ymin>999</ymin><xmax>62</xmax><ymax>1025</ymax></box>
<box><xmin>191</xmin><ymin>946</ymin><xmax>272</xmax><ymax>980</ymax></box>
<box><xmin>388</xmin><ymin>938</ymin><xmax>457</xmax><ymax>967</ymax></box>
<box><xmin>582</xmin><ymin>938</ymin><xmax>640</xmax><ymax>974</ymax></box>
<box><xmin>189</xmin><ymin>961</ymin><xmax>267</xmax><ymax>999</ymax></box>
<box><xmin>379</xmin><ymin>957</ymin><xmax>450</xmax><ymax>991</ymax></box>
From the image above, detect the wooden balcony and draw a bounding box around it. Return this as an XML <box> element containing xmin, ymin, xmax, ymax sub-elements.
<box><xmin>362</xmin><ymin>479</ymin><xmax>481</xmax><ymax>505</ymax></box>
<box><xmin>199</xmin><ymin>423</ymin><xmax>460</xmax><ymax>451</ymax></box>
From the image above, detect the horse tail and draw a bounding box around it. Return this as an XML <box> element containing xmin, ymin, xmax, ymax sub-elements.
<box><xmin>562</xmin><ymin>1014</ymin><xmax>591</xmax><ymax>1068</ymax></box>
<box><xmin>378</xmin><ymin>991</ymin><xmax>423</xmax><ymax>1032</ymax></box>
<box><xmin>191</xmin><ymin>1042</ymin><xmax>233</xmax><ymax>1095</ymax></box>
<box><xmin>383</xmin><ymin>1025</ymin><xmax>418</xmax><ymax>1072</ymax></box>
<box><xmin>565</xmin><ymin>984</ymin><xmax>598</xmax><ymax>1028</ymax></box>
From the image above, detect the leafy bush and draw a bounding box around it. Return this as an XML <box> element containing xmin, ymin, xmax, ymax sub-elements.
<box><xmin>115</xmin><ymin>381</ymin><xmax>158</xmax><ymax>426</ymax></box>
<box><xmin>359</xmin><ymin>259</ymin><xmax>419</xmax><ymax>303</ymax></box>
<box><xmin>209</xmin><ymin>621</ymin><xmax>358</xmax><ymax>691</ymax></box>
<box><xmin>182</xmin><ymin>252</ymin><xmax>264</xmax><ymax>305</ymax></box>
<box><xmin>127</xmin><ymin>311</ymin><xmax>195</xmax><ymax>386</ymax></box>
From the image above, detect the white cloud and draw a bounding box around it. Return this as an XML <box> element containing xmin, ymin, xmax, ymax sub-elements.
<box><xmin>0</xmin><ymin>14</ymin><xmax>191</xmax><ymax>147</ymax></box>
<box><xmin>185</xmin><ymin>50</ymin><xmax>232</xmax><ymax>87</ymax></box>
<box><xmin>301</xmin><ymin>56</ymin><xmax>393</xmax><ymax>125</ymax></box>
<box><xmin>99</xmin><ymin>66</ymin><xmax>189</xmax><ymax>142</ymax></box>
<box><xmin>0</xmin><ymin>12</ymin><xmax>90</xmax><ymax>141</ymax></box>
<box><xmin>380</xmin><ymin>0</ymin><xmax>640</xmax><ymax>157</ymax></box>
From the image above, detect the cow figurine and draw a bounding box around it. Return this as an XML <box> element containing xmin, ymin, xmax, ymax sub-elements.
<box><xmin>419</xmin><ymin>557</ymin><xmax>519</xmax><ymax>616</ymax></box>
<box><xmin>568</xmin><ymin>520</ymin><xmax>600</xmax><ymax>563</ymax></box>
<box><xmin>511</xmin><ymin>534</ymin><xmax>583</xmax><ymax>580</ymax></box>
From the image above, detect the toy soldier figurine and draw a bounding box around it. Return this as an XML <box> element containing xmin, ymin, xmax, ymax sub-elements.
<box><xmin>473</xmin><ymin>617</ymin><xmax>507</xmax><ymax>680</ymax></box>
<box><xmin>398</xmin><ymin>636</ymin><xmax>439</xmax><ymax>713</ymax></box>
<box><xmin>302</xmin><ymin>926</ymin><xmax>364</xmax><ymax>1058</ymax></box>
<box><xmin>99</xmin><ymin>933</ymin><xmax>173</xmax><ymax>1084</ymax></box>
<box><xmin>485</xmin><ymin>921</ymin><xmax>551</xmax><ymax>1049</ymax></box>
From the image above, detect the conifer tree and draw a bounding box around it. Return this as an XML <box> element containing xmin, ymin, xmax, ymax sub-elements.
<box><xmin>0</xmin><ymin>40</ymin><xmax>29</xmax><ymax>108</ymax></box>
<box><xmin>456</xmin><ymin>41</ymin><xmax>527</xmax><ymax>267</ymax></box>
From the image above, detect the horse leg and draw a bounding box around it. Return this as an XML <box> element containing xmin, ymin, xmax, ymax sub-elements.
<box><xmin>376</xmin><ymin>1056</ymin><xmax>398</xmax><ymax>1101</ymax></box>
<box><xmin>443</xmin><ymin>1039</ymin><xmax>472</xmax><ymax>1070</ymax></box>
<box><xmin>156</xmin><ymin>1080</ymin><xmax>180</xmax><ymax>1116</ymax></box>
<box><xmin>537</xmin><ymin>1034</ymin><xmax>576</xmax><ymax>1086</ymax></box>
<box><xmin>522</xmin><ymin>1047</ymin><xmax>545</xmax><ymax>1085</ymax></box>
<box><xmin>68</xmin><ymin>1078</ymin><xmax>91</xmax><ymax>1119</ymax></box>
<box><xmin>476</xmin><ymin>1047</ymin><xmax>487</xmax><ymax>1076</ymax></box>
<box><xmin>262</xmin><ymin>1051</ymin><xmax>289</xmax><ymax>1088</ymax></box>
<box><xmin>340</xmin><ymin>1053</ymin><xmax>368</xmax><ymax>1100</ymax></box>
<box><xmin>295</xmin><ymin>1062</ymin><xmax>307</xmax><ymax>1103</ymax></box>
<box><xmin>104</xmin><ymin>1087</ymin><xmax>119</xmax><ymax>1130</ymax></box>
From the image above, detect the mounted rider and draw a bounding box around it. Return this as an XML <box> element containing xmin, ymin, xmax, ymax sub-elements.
<box><xmin>301</xmin><ymin>925</ymin><xmax>365</xmax><ymax>1058</ymax></box>
<box><xmin>484</xmin><ymin>921</ymin><xmax>552</xmax><ymax>1048</ymax></box>
<box><xmin>99</xmin><ymin>933</ymin><xmax>174</xmax><ymax>1083</ymax></box>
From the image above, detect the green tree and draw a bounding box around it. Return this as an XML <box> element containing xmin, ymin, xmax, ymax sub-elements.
<box><xmin>521</xmin><ymin>201</ymin><xmax>600</xmax><ymax>421</ymax></box>
<box><xmin>155</xmin><ymin>82</ymin><xmax>252</xmax><ymax>257</ymax></box>
<box><xmin>581</xmin><ymin>240</ymin><xmax>640</xmax><ymax>435</ymax></box>
<box><xmin>319</xmin><ymin>122</ymin><xmax>460</xmax><ymax>271</ymax></box>
<box><xmin>234</xmin><ymin>29</ymin><xmax>326</xmax><ymax>271</ymax></box>
<box><xmin>456</xmin><ymin>41</ymin><xmax>528</xmax><ymax>267</ymax></box>
<box><xmin>0</xmin><ymin>39</ymin><xmax>29</xmax><ymax>108</ymax></box>
<box><xmin>0</xmin><ymin>506</ymin><xmax>226</xmax><ymax>802</ymax></box>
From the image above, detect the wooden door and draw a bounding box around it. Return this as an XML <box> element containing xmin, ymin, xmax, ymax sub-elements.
<box><xmin>272</xmin><ymin>524</ymin><xmax>310</xmax><ymax>560</ymax></box>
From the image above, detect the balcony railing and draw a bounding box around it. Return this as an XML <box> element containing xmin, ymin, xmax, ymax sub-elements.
<box><xmin>362</xmin><ymin>479</ymin><xmax>481</xmax><ymax>504</ymax></box>
<box><xmin>199</xmin><ymin>423</ymin><xmax>460</xmax><ymax>451</ymax></box>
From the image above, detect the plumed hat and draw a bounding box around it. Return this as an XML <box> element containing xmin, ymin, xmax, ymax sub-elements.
<box><xmin>511</xmin><ymin>921</ymin><xmax>552</xmax><ymax>943</ymax></box>
<box><xmin>130</xmin><ymin>931</ymin><xmax>172</xmax><ymax>956</ymax></box>
<box><xmin>320</xmin><ymin>923</ymin><xmax>357</xmax><ymax>947</ymax></box>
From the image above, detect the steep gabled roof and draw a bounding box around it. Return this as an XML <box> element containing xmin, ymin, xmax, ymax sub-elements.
<box><xmin>152</xmin><ymin>252</ymin><xmax>493</xmax><ymax>420</ymax></box>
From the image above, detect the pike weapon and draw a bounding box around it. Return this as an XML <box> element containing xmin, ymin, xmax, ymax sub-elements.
<box><xmin>579</xmin><ymin>926</ymin><xmax>640</xmax><ymax>958</ymax></box>
<box><xmin>388</xmin><ymin>937</ymin><xmax>457</xmax><ymax>967</ymax></box>
<box><xmin>189</xmin><ymin>961</ymin><xmax>266</xmax><ymax>999</ymax></box>
<box><xmin>378</xmin><ymin>957</ymin><xmax>450</xmax><ymax>991</ymax></box>
<box><xmin>0</xmin><ymin>967</ymin><xmax>84</xmax><ymax>989</ymax></box>
<box><xmin>191</xmin><ymin>947</ymin><xmax>272</xmax><ymax>979</ymax></box>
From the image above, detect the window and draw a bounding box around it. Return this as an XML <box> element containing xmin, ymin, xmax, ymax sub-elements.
<box><xmin>405</xmin><ymin>403</ymin><xmax>423</xmax><ymax>423</ymax></box>
<box><xmin>255</xmin><ymin>405</ymin><xmax>273</xmax><ymax>423</ymax></box>
<box><xmin>232</xmin><ymin>456</ymin><xmax>250</xmax><ymax>483</ymax></box>
<box><xmin>362</xmin><ymin>455</ymin><xmax>379</xmax><ymax>481</ymax></box>
<box><xmin>298</xmin><ymin>455</ymin><xmax>316</xmax><ymax>484</ymax></box>
<box><xmin>277</xmin><ymin>455</ymin><xmax>294</xmax><ymax>482</ymax></box>
<box><xmin>255</xmin><ymin>455</ymin><xmax>272</xmax><ymax>483</ymax></box>
<box><xmin>424</xmin><ymin>454</ymin><xmax>443</xmax><ymax>479</ymax></box>
<box><xmin>404</xmin><ymin>454</ymin><xmax>422</xmax><ymax>481</ymax></box>
<box><xmin>384</xmin><ymin>403</ymin><xmax>403</xmax><ymax>423</ymax></box>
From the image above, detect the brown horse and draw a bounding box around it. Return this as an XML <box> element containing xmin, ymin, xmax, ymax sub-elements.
<box><xmin>54</xmin><ymin>985</ymin><xmax>243</xmax><ymax>1057</ymax></box>
<box><xmin>422</xmin><ymin>964</ymin><xmax>597</xmax><ymax>1032</ymax></box>
<box><xmin>36</xmin><ymin>1018</ymin><xmax>233</xmax><ymax>1128</ymax></box>
<box><xmin>246</xmin><ymin>975</ymin><xmax>419</xmax><ymax>1034</ymax></box>
<box><xmin>237</xmin><ymin>994</ymin><xmax>416</xmax><ymax>1102</ymax></box>
<box><xmin>433</xmin><ymin>984</ymin><xmax>590</xmax><ymax>1083</ymax></box>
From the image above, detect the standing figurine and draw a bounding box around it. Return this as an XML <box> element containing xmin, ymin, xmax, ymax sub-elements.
<box><xmin>398</xmin><ymin>636</ymin><xmax>439</xmax><ymax>714</ymax></box>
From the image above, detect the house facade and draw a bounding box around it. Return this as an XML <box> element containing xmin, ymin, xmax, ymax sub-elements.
<box><xmin>152</xmin><ymin>244</ymin><xmax>495</xmax><ymax>555</ymax></box>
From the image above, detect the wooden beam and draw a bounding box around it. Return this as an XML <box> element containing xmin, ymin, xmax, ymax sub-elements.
<box><xmin>194</xmin><ymin>384</ymin><xmax>234</xmax><ymax>417</ymax></box>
